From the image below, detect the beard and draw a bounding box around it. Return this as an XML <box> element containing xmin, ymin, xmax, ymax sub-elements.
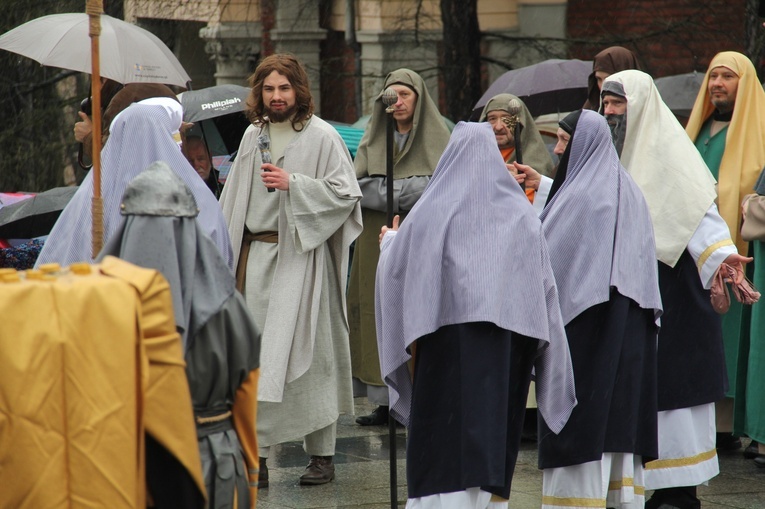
<box><xmin>605</xmin><ymin>112</ymin><xmax>627</xmax><ymax>157</ymax></box>
<box><xmin>265</xmin><ymin>102</ymin><xmax>297</xmax><ymax>123</ymax></box>
<box><xmin>711</xmin><ymin>95</ymin><xmax>734</xmax><ymax>114</ymax></box>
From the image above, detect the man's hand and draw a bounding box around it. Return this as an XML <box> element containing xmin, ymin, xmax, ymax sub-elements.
<box><xmin>379</xmin><ymin>215</ymin><xmax>400</xmax><ymax>245</ymax></box>
<box><xmin>512</xmin><ymin>162</ymin><xmax>542</xmax><ymax>190</ymax></box>
<box><xmin>261</xmin><ymin>163</ymin><xmax>290</xmax><ymax>191</ymax></box>
<box><xmin>74</xmin><ymin>111</ymin><xmax>92</xmax><ymax>143</ymax></box>
<box><xmin>723</xmin><ymin>253</ymin><xmax>753</xmax><ymax>284</ymax></box>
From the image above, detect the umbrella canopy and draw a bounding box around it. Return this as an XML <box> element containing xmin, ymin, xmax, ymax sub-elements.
<box><xmin>0</xmin><ymin>193</ymin><xmax>33</xmax><ymax>209</ymax></box>
<box><xmin>179</xmin><ymin>85</ymin><xmax>250</xmax><ymax>122</ymax></box>
<box><xmin>0</xmin><ymin>186</ymin><xmax>78</xmax><ymax>239</ymax></box>
<box><xmin>179</xmin><ymin>85</ymin><xmax>251</xmax><ymax>157</ymax></box>
<box><xmin>472</xmin><ymin>59</ymin><xmax>592</xmax><ymax>119</ymax></box>
<box><xmin>654</xmin><ymin>72</ymin><xmax>706</xmax><ymax>119</ymax></box>
<box><xmin>0</xmin><ymin>13</ymin><xmax>190</xmax><ymax>87</ymax></box>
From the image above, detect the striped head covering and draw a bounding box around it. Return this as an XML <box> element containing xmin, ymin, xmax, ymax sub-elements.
<box><xmin>36</xmin><ymin>101</ymin><xmax>233</xmax><ymax>269</ymax></box>
<box><xmin>604</xmin><ymin>69</ymin><xmax>718</xmax><ymax>267</ymax></box>
<box><xmin>540</xmin><ymin>110</ymin><xmax>662</xmax><ymax>325</ymax></box>
<box><xmin>354</xmin><ymin>68</ymin><xmax>451</xmax><ymax>179</ymax></box>
<box><xmin>686</xmin><ymin>51</ymin><xmax>765</xmax><ymax>255</ymax></box>
<box><xmin>375</xmin><ymin>121</ymin><xmax>576</xmax><ymax>433</ymax></box>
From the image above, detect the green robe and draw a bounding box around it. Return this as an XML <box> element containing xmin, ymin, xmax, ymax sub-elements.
<box><xmin>734</xmin><ymin>241</ymin><xmax>765</xmax><ymax>442</ymax></box>
<box><xmin>695</xmin><ymin>120</ymin><xmax>747</xmax><ymax>398</ymax></box>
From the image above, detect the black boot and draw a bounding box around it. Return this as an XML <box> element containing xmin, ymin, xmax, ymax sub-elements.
<box><xmin>645</xmin><ymin>486</ymin><xmax>700</xmax><ymax>509</ymax></box>
<box><xmin>716</xmin><ymin>432</ymin><xmax>742</xmax><ymax>451</ymax></box>
<box><xmin>744</xmin><ymin>440</ymin><xmax>759</xmax><ymax>459</ymax></box>
<box><xmin>355</xmin><ymin>405</ymin><xmax>389</xmax><ymax>426</ymax></box>
<box><xmin>258</xmin><ymin>457</ymin><xmax>268</xmax><ymax>489</ymax></box>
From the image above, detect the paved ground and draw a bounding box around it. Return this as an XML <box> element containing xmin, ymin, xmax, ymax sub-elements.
<box><xmin>257</xmin><ymin>398</ymin><xmax>765</xmax><ymax>508</ymax></box>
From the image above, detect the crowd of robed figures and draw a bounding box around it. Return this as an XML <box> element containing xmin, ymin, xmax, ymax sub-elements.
<box><xmin>9</xmin><ymin>46</ymin><xmax>765</xmax><ymax>509</ymax></box>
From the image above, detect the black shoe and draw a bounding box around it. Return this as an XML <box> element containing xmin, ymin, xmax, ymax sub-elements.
<box><xmin>299</xmin><ymin>455</ymin><xmax>335</xmax><ymax>485</ymax></box>
<box><xmin>754</xmin><ymin>454</ymin><xmax>765</xmax><ymax>468</ymax></box>
<box><xmin>716</xmin><ymin>432</ymin><xmax>742</xmax><ymax>451</ymax></box>
<box><xmin>355</xmin><ymin>405</ymin><xmax>389</xmax><ymax>426</ymax></box>
<box><xmin>645</xmin><ymin>486</ymin><xmax>700</xmax><ymax>509</ymax></box>
<box><xmin>744</xmin><ymin>440</ymin><xmax>759</xmax><ymax>459</ymax></box>
<box><xmin>521</xmin><ymin>408</ymin><xmax>538</xmax><ymax>442</ymax></box>
<box><xmin>258</xmin><ymin>457</ymin><xmax>268</xmax><ymax>489</ymax></box>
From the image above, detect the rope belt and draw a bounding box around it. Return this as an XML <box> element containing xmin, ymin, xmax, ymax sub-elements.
<box><xmin>195</xmin><ymin>410</ymin><xmax>234</xmax><ymax>439</ymax></box>
<box><xmin>245</xmin><ymin>230</ymin><xmax>278</xmax><ymax>244</ymax></box>
<box><xmin>196</xmin><ymin>410</ymin><xmax>232</xmax><ymax>425</ymax></box>
<box><xmin>236</xmin><ymin>230</ymin><xmax>278</xmax><ymax>292</ymax></box>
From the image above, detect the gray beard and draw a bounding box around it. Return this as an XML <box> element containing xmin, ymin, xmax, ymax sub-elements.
<box><xmin>605</xmin><ymin>113</ymin><xmax>627</xmax><ymax>157</ymax></box>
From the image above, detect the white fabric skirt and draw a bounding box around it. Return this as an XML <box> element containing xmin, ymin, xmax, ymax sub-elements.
<box><xmin>406</xmin><ymin>487</ymin><xmax>508</xmax><ymax>509</ymax></box>
<box><xmin>542</xmin><ymin>453</ymin><xmax>645</xmax><ymax>509</ymax></box>
<box><xmin>644</xmin><ymin>403</ymin><xmax>719</xmax><ymax>489</ymax></box>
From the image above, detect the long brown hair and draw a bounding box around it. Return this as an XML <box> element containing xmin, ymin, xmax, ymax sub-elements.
<box><xmin>245</xmin><ymin>54</ymin><xmax>314</xmax><ymax>130</ymax></box>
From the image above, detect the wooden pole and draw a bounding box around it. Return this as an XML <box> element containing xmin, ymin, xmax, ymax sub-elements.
<box><xmin>87</xmin><ymin>0</ymin><xmax>104</xmax><ymax>258</ymax></box>
<box><xmin>381</xmin><ymin>87</ymin><xmax>399</xmax><ymax>509</ymax></box>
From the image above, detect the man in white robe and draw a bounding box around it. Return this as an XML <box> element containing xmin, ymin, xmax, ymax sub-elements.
<box><xmin>601</xmin><ymin>70</ymin><xmax>751</xmax><ymax>509</ymax></box>
<box><xmin>220</xmin><ymin>54</ymin><xmax>362</xmax><ymax>488</ymax></box>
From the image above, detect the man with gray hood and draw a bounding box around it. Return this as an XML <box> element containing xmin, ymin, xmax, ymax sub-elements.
<box><xmin>348</xmin><ymin>69</ymin><xmax>450</xmax><ymax>426</ymax></box>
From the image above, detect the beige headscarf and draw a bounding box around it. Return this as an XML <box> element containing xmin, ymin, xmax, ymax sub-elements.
<box><xmin>354</xmin><ymin>69</ymin><xmax>451</xmax><ymax>179</ymax></box>
<box><xmin>686</xmin><ymin>51</ymin><xmax>765</xmax><ymax>255</ymax></box>
<box><xmin>605</xmin><ymin>70</ymin><xmax>717</xmax><ymax>267</ymax></box>
<box><xmin>479</xmin><ymin>93</ymin><xmax>555</xmax><ymax>176</ymax></box>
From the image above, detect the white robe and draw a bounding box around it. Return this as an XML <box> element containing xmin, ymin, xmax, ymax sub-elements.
<box><xmin>220</xmin><ymin>116</ymin><xmax>362</xmax><ymax>446</ymax></box>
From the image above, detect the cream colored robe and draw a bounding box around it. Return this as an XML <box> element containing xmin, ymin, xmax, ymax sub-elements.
<box><xmin>220</xmin><ymin>116</ymin><xmax>362</xmax><ymax>446</ymax></box>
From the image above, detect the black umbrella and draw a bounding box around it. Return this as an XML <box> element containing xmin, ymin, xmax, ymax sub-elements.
<box><xmin>179</xmin><ymin>84</ymin><xmax>250</xmax><ymax>122</ymax></box>
<box><xmin>179</xmin><ymin>84</ymin><xmax>251</xmax><ymax>156</ymax></box>
<box><xmin>472</xmin><ymin>59</ymin><xmax>592</xmax><ymax>119</ymax></box>
<box><xmin>654</xmin><ymin>72</ymin><xmax>705</xmax><ymax>119</ymax></box>
<box><xmin>0</xmin><ymin>186</ymin><xmax>77</xmax><ymax>239</ymax></box>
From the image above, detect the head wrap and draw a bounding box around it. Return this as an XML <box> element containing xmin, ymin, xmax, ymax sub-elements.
<box><xmin>540</xmin><ymin>110</ymin><xmax>662</xmax><ymax>324</ymax></box>
<box><xmin>686</xmin><ymin>51</ymin><xmax>765</xmax><ymax>254</ymax></box>
<box><xmin>355</xmin><ymin>69</ymin><xmax>450</xmax><ymax>179</ymax></box>
<box><xmin>36</xmin><ymin>103</ymin><xmax>234</xmax><ymax>269</ymax></box>
<box><xmin>604</xmin><ymin>70</ymin><xmax>717</xmax><ymax>267</ymax></box>
<box><xmin>584</xmin><ymin>46</ymin><xmax>641</xmax><ymax>111</ymax></box>
<box><xmin>375</xmin><ymin>121</ymin><xmax>576</xmax><ymax>433</ymax></box>
<box><xmin>558</xmin><ymin>109</ymin><xmax>582</xmax><ymax>135</ymax></box>
<box><xmin>478</xmin><ymin>93</ymin><xmax>555</xmax><ymax>175</ymax></box>
<box><xmin>97</xmin><ymin>162</ymin><xmax>235</xmax><ymax>352</ymax></box>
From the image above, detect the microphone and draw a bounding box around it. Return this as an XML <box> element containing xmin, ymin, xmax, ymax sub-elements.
<box><xmin>257</xmin><ymin>132</ymin><xmax>275</xmax><ymax>193</ymax></box>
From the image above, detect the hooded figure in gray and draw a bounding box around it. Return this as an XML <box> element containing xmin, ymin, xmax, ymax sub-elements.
<box><xmin>348</xmin><ymin>69</ymin><xmax>451</xmax><ymax>424</ymax></box>
<box><xmin>98</xmin><ymin>162</ymin><xmax>262</xmax><ymax>508</ymax></box>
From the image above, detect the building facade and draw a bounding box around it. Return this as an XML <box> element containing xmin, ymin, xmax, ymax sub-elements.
<box><xmin>125</xmin><ymin>0</ymin><xmax>568</xmax><ymax>122</ymax></box>
<box><xmin>125</xmin><ymin>0</ymin><xmax>755</xmax><ymax>123</ymax></box>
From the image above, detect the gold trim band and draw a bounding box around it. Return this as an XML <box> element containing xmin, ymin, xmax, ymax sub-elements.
<box><xmin>645</xmin><ymin>447</ymin><xmax>717</xmax><ymax>470</ymax></box>
<box><xmin>697</xmin><ymin>239</ymin><xmax>734</xmax><ymax>270</ymax></box>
